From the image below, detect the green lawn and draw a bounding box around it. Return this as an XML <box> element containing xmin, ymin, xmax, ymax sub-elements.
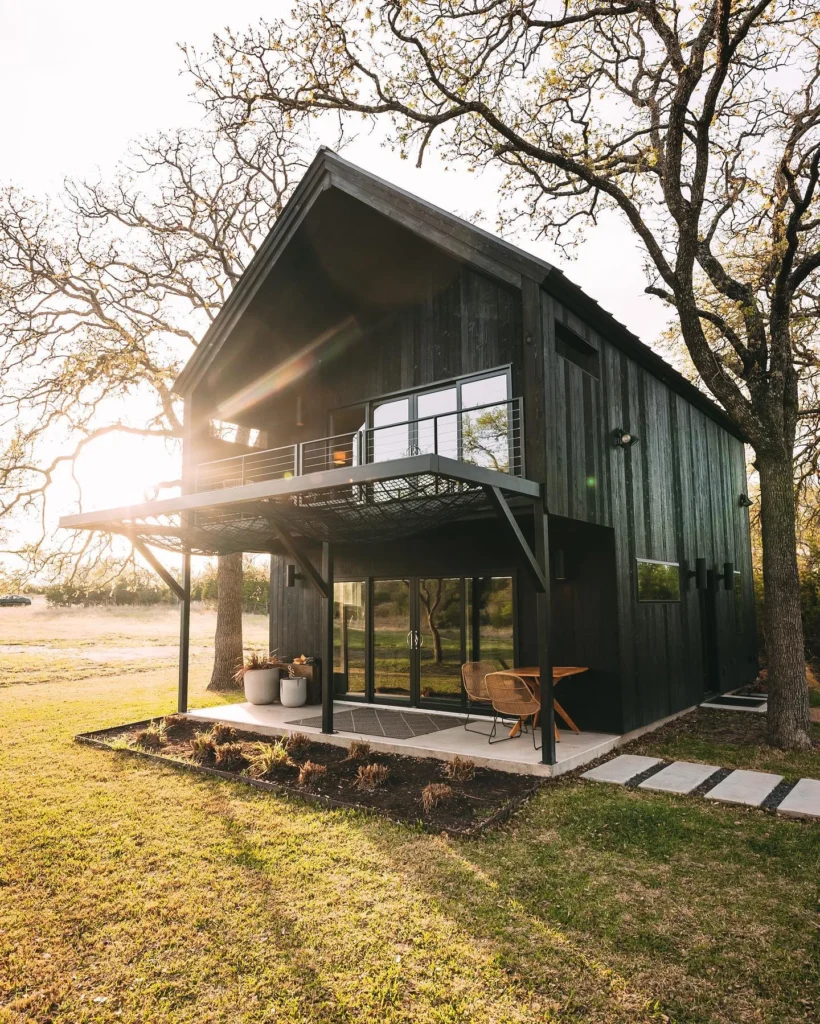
<box><xmin>1</xmin><ymin>607</ymin><xmax>819</xmax><ymax>1023</ymax></box>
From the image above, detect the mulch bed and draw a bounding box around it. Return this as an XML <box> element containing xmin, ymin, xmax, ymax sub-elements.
<box><xmin>75</xmin><ymin>717</ymin><xmax>542</xmax><ymax>837</ymax></box>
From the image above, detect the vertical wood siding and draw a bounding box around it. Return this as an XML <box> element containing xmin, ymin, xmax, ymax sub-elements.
<box><xmin>541</xmin><ymin>289</ymin><xmax>757</xmax><ymax>731</ymax></box>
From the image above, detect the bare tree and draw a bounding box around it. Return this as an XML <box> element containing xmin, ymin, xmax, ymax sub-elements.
<box><xmin>187</xmin><ymin>0</ymin><xmax>820</xmax><ymax>747</ymax></box>
<box><xmin>0</xmin><ymin>113</ymin><xmax>308</xmax><ymax>687</ymax></box>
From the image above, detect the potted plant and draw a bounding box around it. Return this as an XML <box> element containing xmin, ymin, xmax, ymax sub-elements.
<box><xmin>234</xmin><ymin>651</ymin><xmax>283</xmax><ymax>705</ymax></box>
<box><xmin>280</xmin><ymin>657</ymin><xmax>310</xmax><ymax>708</ymax></box>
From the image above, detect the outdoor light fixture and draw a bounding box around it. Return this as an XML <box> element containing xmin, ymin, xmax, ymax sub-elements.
<box><xmin>738</xmin><ymin>493</ymin><xmax>754</xmax><ymax>507</ymax></box>
<box><xmin>613</xmin><ymin>428</ymin><xmax>639</xmax><ymax>449</ymax></box>
<box><xmin>286</xmin><ymin>564</ymin><xmax>303</xmax><ymax>587</ymax></box>
<box><xmin>688</xmin><ymin>557</ymin><xmax>708</xmax><ymax>590</ymax></box>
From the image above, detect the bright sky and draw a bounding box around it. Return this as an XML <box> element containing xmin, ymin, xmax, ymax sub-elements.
<box><xmin>1</xmin><ymin>0</ymin><xmax>671</xmax><ymax>560</ymax></box>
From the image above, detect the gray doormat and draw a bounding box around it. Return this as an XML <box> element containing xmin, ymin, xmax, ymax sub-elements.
<box><xmin>287</xmin><ymin>706</ymin><xmax>465</xmax><ymax>740</ymax></box>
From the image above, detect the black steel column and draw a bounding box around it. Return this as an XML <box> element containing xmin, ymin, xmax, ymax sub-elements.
<box><xmin>321</xmin><ymin>541</ymin><xmax>334</xmax><ymax>734</ymax></box>
<box><xmin>533</xmin><ymin>497</ymin><xmax>556</xmax><ymax>765</ymax></box>
<box><xmin>177</xmin><ymin>551</ymin><xmax>191</xmax><ymax>714</ymax></box>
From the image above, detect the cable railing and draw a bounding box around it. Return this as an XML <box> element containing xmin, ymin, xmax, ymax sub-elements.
<box><xmin>195</xmin><ymin>397</ymin><xmax>524</xmax><ymax>492</ymax></box>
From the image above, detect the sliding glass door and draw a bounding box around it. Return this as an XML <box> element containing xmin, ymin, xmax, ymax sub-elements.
<box><xmin>417</xmin><ymin>577</ymin><xmax>464</xmax><ymax>701</ymax></box>
<box><xmin>372</xmin><ymin>579</ymin><xmax>412</xmax><ymax>700</ymax></box>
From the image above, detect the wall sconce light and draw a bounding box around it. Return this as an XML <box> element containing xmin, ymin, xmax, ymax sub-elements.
<box><xmin>717</xmin><ymin>561</ymin><xmax>735</xmax><ymax>591</ymax></box>
<box><xmin>286</xmin><ymin>564</ymin><xmax>303</xmax><ymax>588</ymax></box>
<box><xmin>738</xmin><ymin>493</ymin><xmax>754</xmax><ymax>507</ymax></box>
<box><xmin>295</xmin><ymin>395</ymin><xmax>304</xmax><ymax>428</ymax></box>
<box><xmin>613</xmin><ymin>428</ymin><xmax>639</xmax><ymax>449</ymax></box>
<box><xmin>687</xmin><ymin>557</ymin><xmax>707</xmax><ymax>590</ymax></box>
<box><xmin>554</xmin><ymin>548</ymin><xmax>566</xmax><ymax>581</ymax></box>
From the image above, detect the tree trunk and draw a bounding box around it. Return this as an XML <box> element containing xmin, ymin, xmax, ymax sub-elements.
<box><xmin>758</xmin><ymin>453</ymin><xmax>812</xmax><ymax>749</ymax></box>
<box><xmin>207</xmin><ymin>551</ymin><xmax>245</xmax><ymax>691</ymax></box>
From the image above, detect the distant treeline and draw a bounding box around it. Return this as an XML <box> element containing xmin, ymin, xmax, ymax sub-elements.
<box><xmin>45</xmin><ymin>560</ymin><xmax>270</xmax><ymax>613</ymax></box>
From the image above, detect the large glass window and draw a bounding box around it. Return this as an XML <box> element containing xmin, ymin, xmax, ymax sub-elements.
<box><xmin>417</xmin><ymin>387</ymin><xmax>458</xmax><ymax>459</ymax></box>
<box><xmin>467</xmin><ymin>576</ymin><xmax>515</xmax><ymax>669</ymax></box>
<box><xmin>636</xmin><ymin>559</ymin><xmax>681</xmax><ymax>602</ymax></box>
<box><xmin>333</xmin><ymin>581</ymin><xmax>367</xmax><ymax>695</ymax></box>
<box><xmin>337</xmin><ymin>369</ymin><xmax>512</xmax><ymax>472</ymax></box>
<box><xmin>371</xmin><ymin>398</ymin><xmax>410</xmax><ymax>463</ymax></box>
<box><xmin>461</xmin><ymin>374</ymin><xmax>511</xmax><ymax>472</ymax></box>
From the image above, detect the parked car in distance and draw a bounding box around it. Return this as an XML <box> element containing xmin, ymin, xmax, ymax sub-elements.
<box><xmin>0</xmin><ymin>595</ymin><xmax>32</xmax><ymax>607</ymax></box>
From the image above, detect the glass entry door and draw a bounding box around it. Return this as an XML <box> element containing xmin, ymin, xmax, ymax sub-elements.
<box><xmin>372</xmin><ymin>579</ymin><xmax>412</xmax><ymax>700</ymax></box>
<box><xmin>418</xmin><ymin>578</ymin><xmax>464</xmax><ymax>701</ymax></box>
<box><xmin>350</xmin><ymin>575</ymin><xmax>514</xmax><ymax>708</ymax></box>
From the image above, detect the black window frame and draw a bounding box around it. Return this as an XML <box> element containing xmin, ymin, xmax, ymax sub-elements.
<box><xmin>636</xmin><ymin>558</ymin><xmax>682</xmax><ymax>603</ymax></box>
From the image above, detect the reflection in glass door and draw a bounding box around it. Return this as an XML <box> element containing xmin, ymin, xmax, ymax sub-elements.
<box><xmin>418</xmin><ymin>578</ymin><xmax>464</xmax><ymax>701</ymax></box>
<box><xmin>372</xmin><ymin>579</ymin><xmax>412</xmax><ymax>700</ymax></box>
<box><xmin>333</xmin><ymin>581</ymin><xmax>366</xmax><ymax>696</ymax></box>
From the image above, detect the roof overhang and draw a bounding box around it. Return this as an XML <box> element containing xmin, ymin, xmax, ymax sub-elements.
<box><xmin>59</xmin><ymin>455</ymin><xmax>541</xmax><ymax>556</ymax></box>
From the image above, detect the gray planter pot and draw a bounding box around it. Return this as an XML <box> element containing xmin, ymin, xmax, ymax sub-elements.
<box><xmin>280</xmin><ymin>675</ymin><xmax>307</xmax><ymax>708</ymax></box>
<box><xmin>244</xmin><ymin>668</ymin><xmax>280</xmax><ymax>705</ymax></box>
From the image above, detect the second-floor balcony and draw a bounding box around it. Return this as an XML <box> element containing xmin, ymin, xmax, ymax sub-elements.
<box><xmin>195</xmin><ymin>398</ymin><xmax>524</xmax><ymax>493</ymax></box>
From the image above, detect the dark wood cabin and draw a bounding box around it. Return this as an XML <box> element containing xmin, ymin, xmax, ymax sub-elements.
<box><xmin>64</xmin><ymin>148</ymin><xmax>758</xmax><ymax>764</ymax></box>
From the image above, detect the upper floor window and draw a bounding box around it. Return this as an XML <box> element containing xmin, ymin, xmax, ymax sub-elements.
<box><xmin>555</xmin><ymin>321</ymin><xmax>600</xmax><ymax>379</ymax></box>
<box><xmin>364</xmin><ymin>370</ymin><xmax>513</xmax><ymax>471</ymax></box>
<box><xmin>636</xmin><ymin>559</ymin><xmax>681</xmax><ymax>602</ymax></box>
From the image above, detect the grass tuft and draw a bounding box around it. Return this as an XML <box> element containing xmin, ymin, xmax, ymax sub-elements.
<box><xmin>442</xmin><ymin>756</ymin><xmax>476</xmax><ymax>782</ymax></box>
<box><xmin>421</xmin><ymin>782</ymin><xmax>453</xmax><ymax>813</ymax></box>
<box><xmin>132</xmin><ymin>721</ymin><xmax>166</xmax><ymax>750</ymax></box>
<box><xmin>162</xmin><ymin>713</ymin><xmax>187</xmax><ymax>736</ymax></box>
<box><xmin>284</xmin><ymin>731</ymin><xmax>311</xmax><ymax>752</ymax></box>
<box><xmin>189</xmin><ymin>731</ymin><xmax>217</xmax><ymax>764</ymax></box>
<box><xmin>247</xmin><ymin>741</ymin><xmax>292</xmax><ymax>779</ymax></box>
<box><xmin>347</xmin><ymin>738</ymin><xmax>372</xmax><ymax>760</ymax></box>
<box><xmin>210</xmin><ymin>722</ymin><xmax>238</xmax><ymax>745</ymax></box>
<box><xmin>353</xmin><ymin>762</ymin><xmax>390</xmax><ymax>791</ymax></box>
<box><xmin>297</xmin><ymin>760</ymin><xmax>327</xmax><ymax>787</ymax></box>
<box><xmin>214</xmin><ymin>742</ymin><xmax>247</xmax><ymax>771</ymax></box>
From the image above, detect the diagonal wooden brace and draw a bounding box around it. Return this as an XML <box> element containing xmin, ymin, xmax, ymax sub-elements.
<box><xmin>269</xmin><ymin>521</ymin><xmax>329</xmax><ymax>599</ymax></box>
<box><xmin>483</xmin><ymin>485</ymin><xmax>547</xmax><ymax>593</ymax></box>
<box><xmin>130</xmin><ymin>536</ymin><xmax>186</xmax><ymax>601</ymax></box>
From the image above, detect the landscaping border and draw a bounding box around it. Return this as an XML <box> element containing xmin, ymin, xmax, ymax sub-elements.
<box><xmin>75</xmin><ymin>721</ymin><xmax>544</xmax><ymax>839</ymax></box>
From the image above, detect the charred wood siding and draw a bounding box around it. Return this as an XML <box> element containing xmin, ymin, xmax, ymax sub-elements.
<box><xmin>540</xmin><ymin>289</ymin><xmax>757</xmax><ymax>731</ymax></box>
<box><xmin>321</xmin><ymin>266</ymin><xmax>522</xmax><ymax>408</ymax></box>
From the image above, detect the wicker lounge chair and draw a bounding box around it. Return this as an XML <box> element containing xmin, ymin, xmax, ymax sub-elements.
<box><xmin>460</xmin><ymin>661</ymin><xmax>497</xmax><ymax>734</ymax></box>
<box><xmin>485</xmin><ymin>671</ymin><xmax>542</xmax><ymax>748</ymax></box>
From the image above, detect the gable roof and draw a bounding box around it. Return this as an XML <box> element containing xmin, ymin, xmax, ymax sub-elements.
<box><xmin>174</xmin><ymin>148</ymin><xmax>742</xmax><ymax>439</ymax></box>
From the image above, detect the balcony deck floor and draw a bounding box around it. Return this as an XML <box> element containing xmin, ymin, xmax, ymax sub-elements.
<box><xmin>184</xmin><ymin>700</ymin><xmax>621</xmax><ymax>778</ymax></box>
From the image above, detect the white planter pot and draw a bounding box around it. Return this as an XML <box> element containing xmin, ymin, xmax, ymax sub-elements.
<box><xmin>244</xmin><ymin>668</ymin><xmax>280</xmax><ymax>705</ymax></box>
<box><xmin>280</xmin><ymin>675</ymin><xmax>307</xmax><ymax>708</ymax></box>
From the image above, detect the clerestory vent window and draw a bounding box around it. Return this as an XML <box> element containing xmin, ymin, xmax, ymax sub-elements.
<box><xmin>555</xmin><ymin>321</ymin><xmax>600</xmax><ymax>379</ymax></box>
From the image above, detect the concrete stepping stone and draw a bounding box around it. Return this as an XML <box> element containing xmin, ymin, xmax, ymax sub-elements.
<box><xmin>639</xmin><ymin>760</ymin><xmax>720</xmax><ymax>795</ymax></box>
<box><xmin>705</xmin><ymin>769</ymin><xmax>783</xmax><ymax>807</ymax></box>
<box><xmin>581</xmin><ymin>754</ymin><xmax>661</xmax><ymax>785</ymax></box>
<box><xmin>776</xmin><ymin>778</ymin><xmax>820</xmax><ymax>820</ymax></box>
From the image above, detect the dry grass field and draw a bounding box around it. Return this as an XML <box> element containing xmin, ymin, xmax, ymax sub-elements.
<box><xmin>1</xmin><ymin>602</ymin><xmax>819</xmax><ymax>1024</ymax></box>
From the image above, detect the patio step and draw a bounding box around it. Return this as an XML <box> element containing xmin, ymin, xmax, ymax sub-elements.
<box><xmin>582</xmin><ymin>755</ymin><xmax>820</xmax><ymax>819</ymax></box>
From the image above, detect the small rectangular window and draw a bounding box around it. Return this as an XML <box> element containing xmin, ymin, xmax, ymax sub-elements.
<box><xmin>733</xmin><ymin>571</ymin><xmax>744</xmax><ymax>634</ymax></box>
<box><xmin>555</xmin><ymin>321</ymin><xmax>599</xmax><ymax>378</ymax></box>
<box><xmin>637</xmin><ymin>559</ymin><xmax>681</xmax><ymax>602</ymax></box>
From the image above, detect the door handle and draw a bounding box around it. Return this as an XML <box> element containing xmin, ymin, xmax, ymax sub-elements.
<box><xmin>407</xmin><ymin>631</ymin><xmax>413</xmax><ymax>648</ymax></box>
<box><xmin>417</xmin><ymin>631</ymin><xmax>424</xmax><ymax>648</ymax></box>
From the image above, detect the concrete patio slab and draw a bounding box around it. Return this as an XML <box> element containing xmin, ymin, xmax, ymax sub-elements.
<box><xmin>184</xmin><ymin>700</ymin><xmax>621</xmax><ymax>778</ymax></box>
<box><xmin>705</xmin><ymin>769</ymin><xmax>783</xmax><ymax>807</ymax></box>
<box><xmin>581</xmin><ymin>754</ymin><xmax>662</xmax><ymax>785</ymax></box>
<box><xmin>639</xmin><ymin>760</ymin><xmax>720</xmax><ymax>794</ymax></box>
<box><xmin>776</xmin><ymin>778</ymin><xmax>820</xmax><ymax>820</ymax></box>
